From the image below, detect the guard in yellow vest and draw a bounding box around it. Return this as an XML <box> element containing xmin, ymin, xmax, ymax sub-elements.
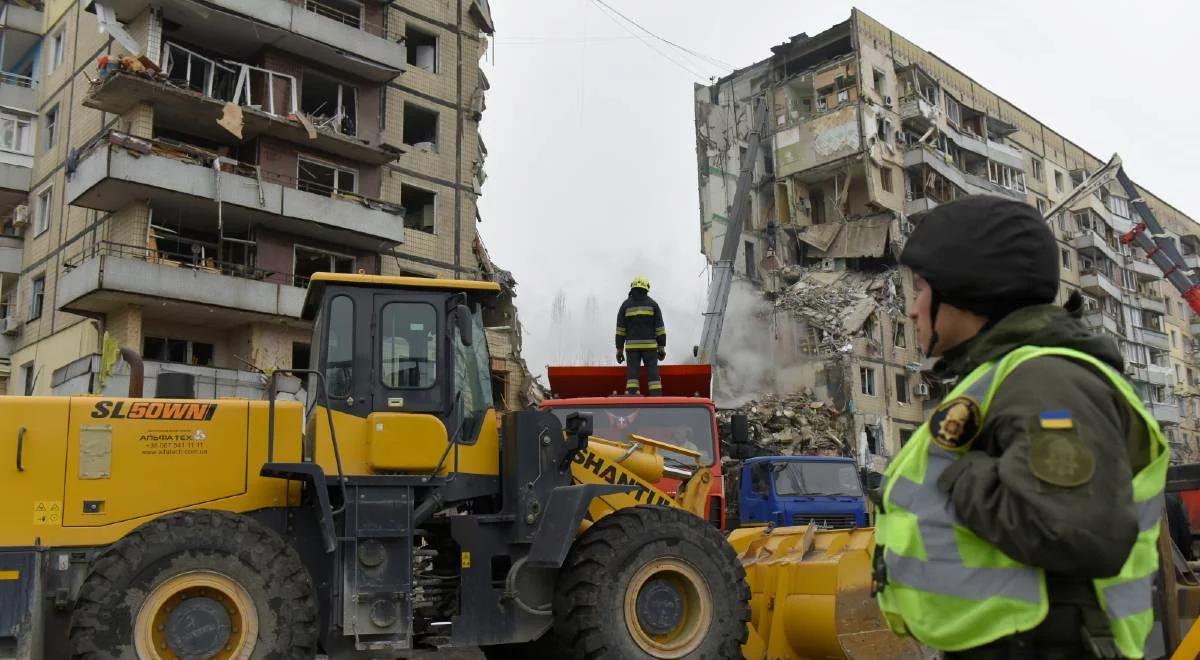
<box><xmin>874</xmin><ymin>195</ymin><xmax>1167</xmax><ymax>659</ymax></box>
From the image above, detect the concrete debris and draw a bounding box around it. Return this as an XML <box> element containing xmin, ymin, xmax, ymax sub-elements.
<box><xmin>774</xmin><ymin>266</ymin><xmax>902</xmax><ymax>347</ymax></box>
<box><xmin>719</xmin><ymin>389</ymin><xmax>849</xmax><ymax>460</ymax></box>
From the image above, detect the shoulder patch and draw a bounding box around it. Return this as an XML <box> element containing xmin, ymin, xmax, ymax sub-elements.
<box><xmin>1029</xmin><ymin>424</ymin><xmax>1095</xmax><ymax>487</ymax></box>
<box><xmin>929</xmin><ymin>397</ymin><xmax>982</xmax><ymax>451</ymax></box>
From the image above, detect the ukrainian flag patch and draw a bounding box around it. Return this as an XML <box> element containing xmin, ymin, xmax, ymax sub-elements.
<box><xmin>1039</xmin><ymin>410</ymin><xmax>1074</xmax><ymax>430</ymax></box>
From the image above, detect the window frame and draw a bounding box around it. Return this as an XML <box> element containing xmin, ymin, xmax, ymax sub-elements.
<box><xmin>43</xmin><ymin>105</ymin><xmax>58</xmax><ymax>152</ymax></box>
<box><xmin>28</xmin><ymin>275</ymin><xmax>45</xmax><ymax>321</ymax></box>
<box><xmin>293</xmin><ymin>244</ymin><xmax>356</xmax><ymax>286</ymax></box>
<box><xmin>0</xmin><ymin>113</ymin><xmax>33</xmax><ymax>154</ymax></box>
<box><xmin>49</xmin><ymin>29</ymin><xmax>66</xmax><ymax>73</ymax></box>
<box><xmin>895</xmin><ymin>372</ymin><xmax>910</xmax><ymax>404</ymax></box>
<box><xmin>296</xmin><ymin>155</ymin><xmax>359</xmax><ymax>195</ymax></box>
<box><xmin>405</xmin><ymin>23</ymin><xmax>440</xmax><ymax>73</ymax></box>
<box><xmin>860</xmin><ymin>366</ymin><xmax>877</xmax><ymax>396</ymax></box>
<box><xmin>378</xmin><ymin>300</ymin><xmax>439</xmax><ymax>391</ymax></box>
<box><xmin>34</xmin><ymin>185</ymin><xmax>52</xmax><ymax>236</ymax></box>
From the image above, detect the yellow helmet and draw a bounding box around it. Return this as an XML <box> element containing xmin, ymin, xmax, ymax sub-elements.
<box><xmin>630</xmin><ymin>276</ymin><xmax>650</xmax><ymax>291</ymax></box>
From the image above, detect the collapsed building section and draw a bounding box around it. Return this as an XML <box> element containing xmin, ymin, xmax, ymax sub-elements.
<box><xmin>696</xmin><ymin>9</ymin><xmax>1200</xmax><ymax>467</ymax></box>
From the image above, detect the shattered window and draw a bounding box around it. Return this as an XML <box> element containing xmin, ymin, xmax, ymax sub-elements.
<box><xmin>895</xmin><ymin>373</ymin><xmax>910</xmax><ymax>404</ymax></box>
<box><xmin>298</xmin><ymin>157</ymin><xmax>358</xmax><ymax>196</ymax></box>
<box><xmin>860</xmin><ymin>367</ymin><xmax>876</xmax><ymax>396</ymax></box>
<box><xmin>401</xmin><ymin>185</ymin><xmax>437</xmax><ymax>234</ymax></box>
<box><xmin>892</xmin><ymin>322</ymin><xmax>906</xmax><ymax>348</ymax></box>
<box><xmin>406</xmin><ymin>25</ymin><xmax>438</xmax><ymax>72</ymax></box>
<box><xmin>301</xmin><ymin>70</ymin><xmax>358</xmax><ymax>136</ymax></box>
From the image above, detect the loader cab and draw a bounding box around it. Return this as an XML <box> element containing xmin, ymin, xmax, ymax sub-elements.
<box><xmin>300</xmin><ymin>274</ymin><xmax>501</xmax><ymax>473</ymax></box>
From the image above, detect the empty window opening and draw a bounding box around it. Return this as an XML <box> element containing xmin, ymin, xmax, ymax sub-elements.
<box><xmin>143</xmin><ymin>337</ymin><xmax>214</xmax><ymax>366</ymax></box>
<box><xmin>1031</xmin><ymin>158</ymin><xmax>1043</xmax><ymax>181</ymax></box>
<box><xmin>879</xmin><ymin>166</ymin><xmax>894</xmax><ymax>193</ymax></box>
<box><xmin>744</xmin><ymin>241</ymin><xmax>757</xmax><ymax>281</ymax></box>
<box><xmin>302</xmin><ymin>71</ymin><xmax>357</xmax><ymax>136</ymax></box>
<box><xmin>406</xmin><ymin>25</ymin><xmax>438</xmax><ymax>72</ymax></box>
<box><xmin>872</xmin><ymin>68</ymin><xmax>885</xmax><ymax>93</ymax></box>
<box><xmin>403</xmin><ymin>102</ymin><xmax>439</xmax><ymax>149</ymax></box>
<box><xmin>1054</xmin><ymin>170</ymin><xmax>1065</xmax><ymax>193</ymax></box>
<box><xmin>875</xmin><ymin>117</ymin><xmax>891</xmax><ymax>142</ymax></box>
<box><xmin>294</xmin><ymin>245</ymin><xmax>354</xmax><ymax>287</ymax></box>
<box><xmin>292</xmin><ymin>342</ymin><xmax>312</xmax><ymax>371</ymax></box>
<box><xmin>896</xmin><ymin>373</ymin><xmax>910</xmax><ymax>404</ymax></box>
<box><xmin>893</xmin><ymin>321</ymin><xmax>906</xmax><ymax>347</ymax></box>
<box><xmin>298</xmin><ymin>157</ymin><xmax>357</xmax><ymax>196</ymax></box>
<box><xmin>49</xmin><ymin>29</ymin><xmax>65</xmax><ymax>72</ymax></box>
<box><xmin>1061</xmin><ymin>248</ymin><xmax>1072</xmax><ymax>271</ymax></box>
<box><xmin>21</xmin><ymin>362</ymin><xmax>35</xmax><ymax>396</ymax></box>
<box><xmin>401</xmin><ymin>185</ymin><xmax>437</xmax><ymax>234</ymax></box>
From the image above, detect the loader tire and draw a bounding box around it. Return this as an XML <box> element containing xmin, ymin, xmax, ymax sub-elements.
<box><xmin>553</xmin><ymin>505</ymin><xmax>749</xmax><ymax>659</ymax></box>
<box><xmin>68</xmin><ymin>509</ymin><xmax>318</xmax><ymax>659</ymax></box>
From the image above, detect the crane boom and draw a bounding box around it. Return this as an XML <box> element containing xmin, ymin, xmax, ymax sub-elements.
<box><xmin>1047</xmin><ymin>153</ymin><xmax>1200</xmax><ymax>315</ymax></box>
<box><xmin>697</xmin><ymin>98</ymin><xmax>769</xmax><ymax>365</ymax></box>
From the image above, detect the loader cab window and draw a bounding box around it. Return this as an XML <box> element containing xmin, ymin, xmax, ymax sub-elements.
<box><xmin>380</xmin><ymin>302</ymin><xmax>437</xmax><ymax>389</ymax></box>
<box><xmin>326</xmin><ymin>295</ymin><xmax>355</xmax><ymax>398</ymax></box>
<box><xmin>454</xmin><ymin>305</ymin><xmax>494</xmax><ymax>442</ymax></box>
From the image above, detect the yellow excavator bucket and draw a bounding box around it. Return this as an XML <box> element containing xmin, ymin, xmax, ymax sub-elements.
<box><xmin>729</xmin><ymin>525</ymin><xmax>923</xmax><ymax>660</ymax></box>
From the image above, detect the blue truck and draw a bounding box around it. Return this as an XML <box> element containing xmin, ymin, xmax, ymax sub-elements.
<box><xmin>736</xmin><ymin>455</ymin><xmax>869</xmax><ymax>529</ymax></box>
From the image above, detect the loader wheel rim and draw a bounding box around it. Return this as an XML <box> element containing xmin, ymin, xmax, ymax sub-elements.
<box><xmin>623</xmin><ymin>558</ymin><xmax>712</xmax><ymax>658</ymax></box>
<box><xmin>135</xmin><ymin>569</ymin><xmax>258</xmax><ymax>660</ymax></box>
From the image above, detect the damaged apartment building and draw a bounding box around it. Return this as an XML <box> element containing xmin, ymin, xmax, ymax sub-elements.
<box><xmin>696</xmin><ymin>8</ymin><xmax>1200</xmax><ymax>465</ymax></box>
<box><xmin>0</xmin><ymin>0</ymin><xmax>535</xmax><ymax>409</ymax></box>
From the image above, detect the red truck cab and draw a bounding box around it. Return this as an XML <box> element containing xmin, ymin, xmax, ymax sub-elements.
<box><xmin>540</xmin><ymin>364</ymin><xmax>726</xmax><ymax>529</ymax></box>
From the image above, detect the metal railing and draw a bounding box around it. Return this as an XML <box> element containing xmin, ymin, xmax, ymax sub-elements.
<box><xmin>0</xmin><ymin>71</ymin><xmax>34</xmax><ymax>88</ymax></box>
<box><xmin>66</xmin><ymin>240</ymin><xmax>304</xmax><ymax>287</ymax></box>
<box><xmin>303</xmin><ymin>0</ymin><xmax>385</xmax><ymax>37</ymax></box>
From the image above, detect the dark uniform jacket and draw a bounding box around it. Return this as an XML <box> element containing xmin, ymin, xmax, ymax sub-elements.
<box><xmin>933</xmin><ymin>303</ymin><xmax>1151</xmax><ymax>651</ymax></box>
<box><xmin>615</xmin><ymin>290</ymin><xmax>666</xmax><ymax>352</ymax></box>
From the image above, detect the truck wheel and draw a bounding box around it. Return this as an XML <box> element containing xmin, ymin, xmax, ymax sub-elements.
<box><xmin>554</xmin><ymin>506</ymin><xmax>749</xmax><ymax>659</ymax></box>
<box><xmin>68</xmin><ymin>510</ymin><xmax>317</xmax><ymax>659</ymax></box>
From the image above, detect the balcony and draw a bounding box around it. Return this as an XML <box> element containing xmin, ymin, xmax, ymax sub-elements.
<box><xmin>1083</xmin><ymin>311</ymin><xmax>1120</xmax><ymax>336</ymax></box>
<box><xmin>905</xmin><ymin>197</ymin><xmax>937</xmax><ymax>215</ymax></box>
<box><xmin>1073</xmin><ymin>231</ymin><xmax>1122</xmax><ymax>265</ymax></box>
<box><xmin>1131</xmin><ymin>257</ymin><xmax>1162</xmax><ymax>280</ymax></box>
<box><xmin>0</xmin><ymin>3</ymin><xmax>42</xmax><ymax>34</ymax></box>
<box><xmin>1151</xmin><ymin>402</ymin><xmax>1181</xmax><ymax>426</ymax></box>
<box><xmin>89</xmin><ymin>0</ymin><xmax>404</xmax><ymax>82</ymax></box>
<box><xmin>1185</xmin><ymin>254</ymin><xmax>1200</xmax><ymax>271</ymax></box>
<box><xmin>962</xmin><ymin>172</ymin><xmax>1026</xmax><ymax>201</ymax></box>
<box><xmin>0</xmin><ymin>236</ymin><xmax>21</xmax><ymax>275</ymax></box>
<box><xmin>1134</xmin><ymin>292</ymin><xmax>1167</xmax><ymax>315</ymax></box>
<box><xmin>66</xmin><ymin>133</ymin><xmax>404</xmax><ymax>251</ymax></box>
<box><xmin>52</xmin><ymin>354</ymin><xmax>276</xmax><ymax>399</ymax></box>
<box><xmin>1132</xmin><ymin>325</ymin><xmax>1170</xmax><ymax>351</ymax></box>
<box><xmin>1080</xmin><ymin>270</ymin><xmax>1122</xmax><ymax>300</ymax></box>
<box><xmin>85</xmin><ymin>68</ymin><xmax>400</xmax><ymax>165</ymax></box>
<box><xmin>0</xmin><ymin>72</ymin><xmax>36</xmax><ymax>112</ymax></box>
<box><xmin>898</xmin><ymin>95</ymin><xmax>936</xmax><ymax>132</ymax></box>
<box><xmin>58</xmin><ymin>244</ymin><xmax>307</xmax><ymax>325</ymax></box>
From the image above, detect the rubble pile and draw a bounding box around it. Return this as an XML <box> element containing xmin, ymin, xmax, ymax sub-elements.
<box><xmin>773</xmin><ymin>267</ymin><xmax>903</xmax><ymax>350</ymax></box>
<box><xmin>718</xmin><ymin>389</ymin><xmax>848</xmax><ymax>460</ymax></box>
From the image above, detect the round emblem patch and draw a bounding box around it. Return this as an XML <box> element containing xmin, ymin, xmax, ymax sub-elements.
<box><xmin>929</xmin><ymin>397</ymin><xmax>982</xmax><ymax>451</ymax></box>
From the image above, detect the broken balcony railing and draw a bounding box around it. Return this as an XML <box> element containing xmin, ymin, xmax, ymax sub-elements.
<box><xmin>161</xmin><ymin>41</ymin><xmax>298</xmax><ymax>118</ymax></box>
<box><xmin>65</xmin><ymin>240</ymin><xmax>302</xmax><ymax>288</ymax></box>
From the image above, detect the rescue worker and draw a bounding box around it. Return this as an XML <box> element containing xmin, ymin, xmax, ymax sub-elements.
<box><xmin>874</xmin><ymin>195</ymin><xmax>1167</xmax><ymax>659</ymax></box>
<box><xmin>615</xmin><ymin>276</ymin><xmax>667</xmax><ymax>395</ymax></box>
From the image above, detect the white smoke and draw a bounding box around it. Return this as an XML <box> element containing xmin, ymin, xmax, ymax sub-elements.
<box><xmin>711</xmin><ymin>280</ymin><xmax>776</xmax><ymax>407</ymax></box>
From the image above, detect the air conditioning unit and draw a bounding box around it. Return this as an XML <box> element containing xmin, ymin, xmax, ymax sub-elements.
<box><xmin>11</xmin><ymin>205</ymin><xmax>29</xmax><ymax>228</ymax></box>
<box><xmin>2</xmin><ymin>317</ymin><xmax>19</xmax><ymax>335</ymax></box>
<box><xmin>884</xmin><ymin>95</ymin><xmax>893</xmax><ymax>107</ymax></box>
<box><xmin>915</xmin><ymin>382</ymin><xmax>930</xmax><ymax>397</ymax></box>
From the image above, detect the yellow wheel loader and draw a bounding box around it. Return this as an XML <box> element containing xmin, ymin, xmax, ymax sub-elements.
<box><xmin>0</xmin><ymin>274</ymin><xmax>754</xmax><ymax>659</ymax></box>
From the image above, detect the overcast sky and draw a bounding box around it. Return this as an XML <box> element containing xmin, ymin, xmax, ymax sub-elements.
<box><xmin>476</xmin><ymin>0</ymin><xmax>1199</xmax><ymax>379</ymax></box>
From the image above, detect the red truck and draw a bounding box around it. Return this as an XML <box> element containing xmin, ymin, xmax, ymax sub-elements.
<box><xmin>540</xmin><ymin>364</ymin><xmax>728</xmax><ymax>528</ymax></box>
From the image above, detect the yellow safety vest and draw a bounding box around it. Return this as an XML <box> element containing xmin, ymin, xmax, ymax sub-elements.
<box><xmin>875</xmin><ymin>346</ymin><xmax>1168</xmax><ymax>657</ymax></box>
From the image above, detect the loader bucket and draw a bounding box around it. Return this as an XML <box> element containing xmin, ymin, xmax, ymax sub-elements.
<box><xmin>729</xmin><ymin>525</ymin><xmax>923</xmax><ymax>660</ymax></box>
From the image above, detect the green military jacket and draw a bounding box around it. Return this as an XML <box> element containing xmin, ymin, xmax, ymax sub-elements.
<box><xmin>930</xmin><ymin>304</ymin><xmax>1152</xmax><ymax>641</ymax></box>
